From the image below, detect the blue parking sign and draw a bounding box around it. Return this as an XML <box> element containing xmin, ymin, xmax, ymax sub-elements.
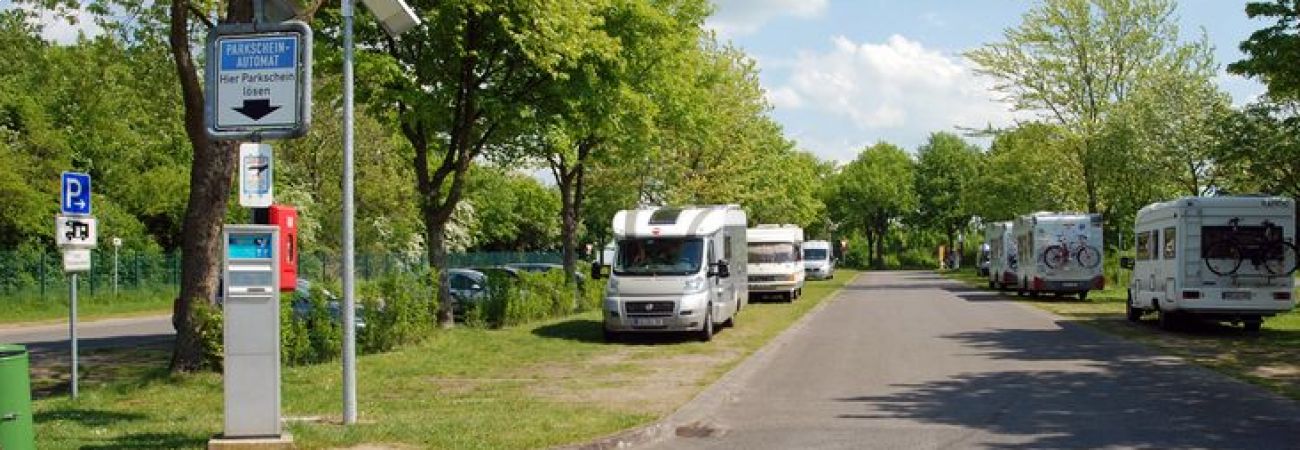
<box><xmin>61</xmin><ymin>172</ymin><xmax>92</xmax><ymax>215</ymax></box>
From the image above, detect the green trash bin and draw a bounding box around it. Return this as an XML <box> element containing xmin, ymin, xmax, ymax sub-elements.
<box><xmin>0</xmin><ymin>344</ymin><xmax>34</xmax><ymax>450</ymax></box>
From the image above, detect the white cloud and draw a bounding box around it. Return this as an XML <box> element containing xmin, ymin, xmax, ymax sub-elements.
<box><xmin>767</xmin><ymin>34</ymin><xmax>1020</xmax><ymax>159</ymax></box>
<box><xmin>707</xmin><ymin>0</ymin><xmax>828</xmax><ymax>37</ymax></box>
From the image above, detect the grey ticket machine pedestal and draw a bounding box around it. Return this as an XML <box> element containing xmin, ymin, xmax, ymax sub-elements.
<box><xmin>210</xmin><ymin>225</ymin><xmax>292</xmax><ymax>449</ymax></box>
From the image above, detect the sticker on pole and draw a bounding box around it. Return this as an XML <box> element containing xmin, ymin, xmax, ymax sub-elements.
<box><xmin>205</xmin><ymin>22</ymin><xmax>313</xmax><ymax>141</ymax></box>
<box><xmin>239</xmin><ymin>143</ymin><xmax>274</xmax><ymax>208</ymax></box>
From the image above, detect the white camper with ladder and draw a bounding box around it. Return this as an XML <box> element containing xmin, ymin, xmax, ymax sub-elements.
<box><xmin>1122</xmin><ymin>196</ymin><xmax>1298</xmax><ymax>331</ymax></box>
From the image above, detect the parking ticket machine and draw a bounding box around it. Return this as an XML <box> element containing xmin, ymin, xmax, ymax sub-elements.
<box><xmin>221</xmin><ymin>225</ymin><xmax>282</xmax><ymax>438</ymax></box>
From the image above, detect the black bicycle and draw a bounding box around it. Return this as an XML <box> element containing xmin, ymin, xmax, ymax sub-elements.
<box><xmin>1203</xmin><ymin>218</ymin><xmax>1300</xmax><ymax>276</ymax></box>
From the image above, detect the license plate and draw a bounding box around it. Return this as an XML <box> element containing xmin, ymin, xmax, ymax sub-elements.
<box><xmin>633</xmin><ymin>318</ymin><xmax>664</xmax><ymax>327</ymax></box>
<box><xmin>1223</xmin><ymin>291</ymin><xmax>1252</xmax><ymax>301</ymax></box>
<box><xmin>1061</xmin><ymin>282</ymin><xmax>1079</xmax><ymax>288</ymax></box>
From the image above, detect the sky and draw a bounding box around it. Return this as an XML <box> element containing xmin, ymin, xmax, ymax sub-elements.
<box><xmin>706</xmin><ymin>0</ymin><xmax>1273</xmax><ymax>163</ymax></box>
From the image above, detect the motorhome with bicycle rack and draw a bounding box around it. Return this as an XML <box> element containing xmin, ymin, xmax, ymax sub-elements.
<box><xmin>1120</xmin><ymin>196</ymin><xmax>1298</xmax><ymax>331</ymax></box>
<box><xmin>592</xmin><ymin>206</ymin><xmax>749</xmax><ymax>342</ymax></box>
<box><xmin>747</xmin><ymin>224</ymin><xmax>805</xmax><ymax>301</ymax></box>
<box><xmin>1011</xmin><ymin>212</ymin><xmax>1105</xmax><ymax>299</ymax></box>
<box><xmin>983</xmin><ymin>221</ymin><xmax>1017</xmax><ymax>290</ymax></box>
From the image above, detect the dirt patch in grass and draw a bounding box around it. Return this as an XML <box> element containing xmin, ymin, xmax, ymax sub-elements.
<box><xmin>525</xmin><ymin>349</ymin><xmax>737</xmax><ymax>415</ymax></box>
<box><xmin>29</xmin><ymin>344</ymin><xmax>170</xmax><ymax>398</ymax></box>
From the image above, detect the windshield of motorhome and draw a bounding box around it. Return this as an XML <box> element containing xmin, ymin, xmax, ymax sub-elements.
<box><xmin>750</xmin><ymin>243</ymin><xmax>798</xmax><ymax>263</ymax></box>
<box><xmin>615</xmin><ymin>238</ymin><xmax>704</xmax><ymax>275</ymax></box>
<box><xmin>803</xmin><ymin>248</ymin><xmax>828</xmax><ymax>261</ymax></box>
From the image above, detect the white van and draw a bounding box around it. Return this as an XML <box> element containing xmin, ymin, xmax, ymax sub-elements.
<box><xmin>1121</xmin><ymin>196</ymin><xmax>1298</xmax><ymax>331</ymax></box>
<box><xmin>983</xmin><ymin>221</ymin><xmax>1017</xmax><ymax>290</ymax></box>
<box><xmin>1011</xmin><ymin>212</ymin><xmax>1105</xmax><ymax>299</ymax></box>
<box><xmin>747</xmin><ymin>225</ymin><xmax>805</xmax><ymax>301</ymax></box>
<box><xmin>803</xmin><ymin>240</ymin><xmax>835</xmax><ymax>280</ymax></box>
<box><xmin>593</xmin><ymin>206</ymin><xmax>748</xmax><ymax>342</ymax></box>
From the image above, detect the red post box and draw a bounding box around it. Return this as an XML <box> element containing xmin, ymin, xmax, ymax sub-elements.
<box><xmin>268</xmin><ymin>204</ymin><xmax>298</xmax><ymax>292</ymax></box>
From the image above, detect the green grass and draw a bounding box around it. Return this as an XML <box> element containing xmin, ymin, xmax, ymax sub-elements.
<box><xmin>0</xmin><ymin>286</ymin><xmax>175</xmax><ymax>325</ymax></box>
<box><xmin>941</xmin><ymin>269</ymin><xmax>1300</xmax><ymax>401</ymax></box>
<box><xmin>32</xmin><ymin>271</ymin><xmax>859</xmax><ymax>449</ymax></box>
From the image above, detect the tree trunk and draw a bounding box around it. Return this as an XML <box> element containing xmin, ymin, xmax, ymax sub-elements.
<box><xmin>168</xmin><ymin>0</ymin><xmax>250</xmax><ymax>372</ymax></box>
<box><xmin>424</xmin><ymin>210</ymin><xmax>452</xmax><ymax>328</ymax></box>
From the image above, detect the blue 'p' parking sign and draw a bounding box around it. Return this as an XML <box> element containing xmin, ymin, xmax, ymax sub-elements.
<box><xmin>61</xmin><ymin>171</ymin><xmax>92</xmax><ymax>215</ymax></box>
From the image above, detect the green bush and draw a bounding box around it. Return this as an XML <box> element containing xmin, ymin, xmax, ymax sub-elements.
<box><xmin>476</xmin><ymin>269</ymin><xmax>597</xmax><ymax>328</ymax></box>
<box><xmin>192</xmin><ymin>301</ymin><xmax>224</xmax><ymax>370</ymax></box>
<box><xmin>359</xmin><ymin>271</ymin><xmax>436</xmax><ymax>353</ymax></box>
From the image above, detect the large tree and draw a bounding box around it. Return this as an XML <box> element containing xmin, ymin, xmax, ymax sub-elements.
<box><xmin>829</xmin><ymin>143</ymin><xmax>916</xmax><ymax>269</ymax></box>
<box><xmin>1230</xmin><ymin>1</ymin><xmax>1300</xmax><ymax>102</ymax></box>
<box><xmin>967</xmin><ymin>0</ymin><xmax>1212</xmax><ymax>214</ymax></box>
<box><xmin>914</xmin><ymin>132</ymin><xmax>981</xmax><ymax>254</ymax></box>
<box><xmin>348</xmin><ymin>1</ymin><xmax>614</xmax><ymax>327</ymax></box>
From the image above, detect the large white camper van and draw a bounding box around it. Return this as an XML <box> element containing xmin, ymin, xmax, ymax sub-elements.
<box><xmin>1011</xmin><ymin>212</ymin><xmax>1106</xmax><ymax>299</ymax></box>
<box><xmin>983</xmin><ymin>221</ymin><xmax>1017</xmax><ymax>289</ymax></box>
<box><xmin>747</xmin><ymin>225</ymin><xmax>805</xmax><ymax>301</ymax></box>
<box><xmin>803</xmin><ymin>240</ymin><xmax>835</xmax><ymax>280</ymax></box>
<box><xmin>1122</xmin><ymin>196</ymin><xmax>1298</xmax><ymax>331</ymax></box>
<box><xmin>594</xmin><ymin>206</ymin><xmax>748</xmax><ymax>342</ymax></box>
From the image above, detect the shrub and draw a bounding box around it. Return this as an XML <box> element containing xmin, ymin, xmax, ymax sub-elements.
<box><xmin>359</xmin><ymin>271</ymin><xmax>436</xmax><ymax>353</ymax></box>
<box><xmin>192</xmin><ymin>301</ymin><xmax>224</xmax><ymax>370</ymax></box>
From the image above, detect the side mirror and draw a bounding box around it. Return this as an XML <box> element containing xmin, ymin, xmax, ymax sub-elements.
<box><xmin>713</xmin><ymin>261</ymin><xmax>731</xmax><ymax>279</ymax></box>
<box><xmin>590</xmin><ymin>261</ymin><xmax>603</xmax><ymax>280</ymax></box>
<box><xmin>1120</xmin><ymin>257</ymin><xmax>1134</xmax><ymax>270</ymax></box>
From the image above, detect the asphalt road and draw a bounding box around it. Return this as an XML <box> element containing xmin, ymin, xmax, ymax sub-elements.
<box><xmin>0</xmin><ymin>315</ymin><xmax>173</xmax><ymax>363</ymax></box>
<box><xmin>649</xmin><ymin>271</ymin><xmax>1300</xmax><ymax>450</ymax></box>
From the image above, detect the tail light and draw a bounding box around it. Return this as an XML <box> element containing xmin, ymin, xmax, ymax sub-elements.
<box><xmin>1032</xmin><ymin>277</ymin><xmax>1045</xmax><ymax>291</ymax></box>
<box><xmin>1274</xmin><ymin>292</ymin><xmax>1292</xmax><ymax>301</ymax></box>
<box><xmin>1091</xmin><ymin>276</ymin><xmax>1106</xmax><ymax>290</ymax></box>
<box><xmin>1181</xmin><ymin>290</ymin><xmax>1201</xmax><ymax>300</ymax></box>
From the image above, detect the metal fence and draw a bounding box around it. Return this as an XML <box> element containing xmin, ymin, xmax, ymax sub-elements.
<box><xmin>0</xmin><ymin>250</ymin><xmax>562</xmax><ymax>300</ymax></box>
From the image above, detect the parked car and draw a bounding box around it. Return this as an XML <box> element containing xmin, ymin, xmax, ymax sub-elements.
<box><xmin>290</xmin><ymin>278</ymin><xmax>367</xmax><ymax>330</ymax></box>
<box><xmin>506</xmin><ymin>262</ymin><xmax>587</xmax><ymax>282</ymax></box>
<box><xmin>446</xmin><ymin>268</ymin><xmax>489</xmax><ymax>316</ymax></box>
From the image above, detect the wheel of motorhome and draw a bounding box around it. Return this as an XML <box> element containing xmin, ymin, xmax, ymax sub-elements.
<box><xmin>698</xmin><ymin>307</ymin><xmax>714</xmax><ymax>342</ymax></box>
<box><xmin>1125</xmin><ymin>291</ymin><xmax>1141</xmax><ymax>322</ymax></box>
<box><xmin>1203</xmin><ymin>241</ymin><xmax>1243</xmax><ymax>276</ymax></box>
<box><xmin>1042</xmin><ymin>245</ymin><xmax>1069</xmax><ymax>269</ymax></box>
<box><xmin>1076</xmin><ymin>246</ymin><xmax>1101</xmax><ymax>269</ymax></box>
<box><xmin>1262</xmin><ymin>241</ymin><xmax>1300</xmax><ymax>275</ymax></box>
<box><xmin>1244</xmin><ymin>319</ymin><xmax>1262</xmax><ymax>332</ymax></box>
<box><xmin>604</xmin><ymin>328</ymin><xmax>621</xmax><ymax>343</ymax></box>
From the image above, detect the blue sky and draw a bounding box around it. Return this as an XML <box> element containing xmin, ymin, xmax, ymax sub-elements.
<box><xmin>707</xmin><ymin>0</ymin><xmax>1271</xmax><ymax>162</ymax></box>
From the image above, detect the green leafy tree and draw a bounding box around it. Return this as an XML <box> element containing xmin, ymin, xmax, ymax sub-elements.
<box><xmin>965</xmin><ymin>123</ymin><xmax>1082</xmax><ymax>222</ymax></box>
<box><xmin>828</xmin><ymin>143</ymin><xmax>916</xmax><ymax>269</ymax></box>
<box><xmin>1229</xmin><ymin>1</ymin><xmax>1300</xmax><ymax>101</ymax></box>
<box><xmin>967</xmin><ymin>0</ymin><xmax>1213</xmax><ymax>214</ymax></box>
<box><xmin>914</xmin><ymin>132</ymin><xmax>981</xmax><ymax>254</ymax></box>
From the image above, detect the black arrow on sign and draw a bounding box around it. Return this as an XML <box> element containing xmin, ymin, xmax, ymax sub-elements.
<box><xmin>233</xmin><ymin>99</ymin><xmax>281</xmax><ymax>121</ymax></box>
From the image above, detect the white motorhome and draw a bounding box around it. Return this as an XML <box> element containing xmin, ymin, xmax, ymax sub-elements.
<box><xmin>1011</xmin><ymin>212</ymin><xmax>1105</xmax><ymax>299</ymax></box>
<box><xmin>595</xmin><ymin>206</ymin><xmax>748</xmax><ymax>342</ymax></box>
<box><xmin>803</xmin><ymin>240</ymin><xmax>835</xmax><ymax>280</ymax></box>
<box><xmin>747</xmin><ymin>225</ymin><xmax>805</xmax><ymax>301</ymax></box>
<box><xmin>983</xmin><ymin>221</ymin><xmax>1017</xmax><ymax>290</ymax></box>
<box><xmin>1122</xmin><ymin>196</ymin><xmax>1297</xmax><ymax>331</ymax></box>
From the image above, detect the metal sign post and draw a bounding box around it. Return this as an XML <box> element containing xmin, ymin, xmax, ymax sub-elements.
<box><xmin>57</xmin><ymin>172</ymin><xmax>95</xmax><ymax>400</ymax></box>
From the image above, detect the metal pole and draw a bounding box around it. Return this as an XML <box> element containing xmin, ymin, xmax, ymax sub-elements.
<box><xmin>341</xmin><ymin>0</ymin><xmax>358</xmax><ymax>425</ymax></box>
<box><xmin>113</xmin><ymin>246</ymin><xmax>119</xmax><ymax>295</ymax></box>
<box><xmin>69</xmin><ymin>272</ymin><xmax>78</xmax><ymax>399</ymax></box>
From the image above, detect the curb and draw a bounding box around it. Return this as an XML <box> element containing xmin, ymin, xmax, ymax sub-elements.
<box><xmin>555</xmin><ymin>274</ymin><xmax>860</xmax><ymax>450</ymax></box>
